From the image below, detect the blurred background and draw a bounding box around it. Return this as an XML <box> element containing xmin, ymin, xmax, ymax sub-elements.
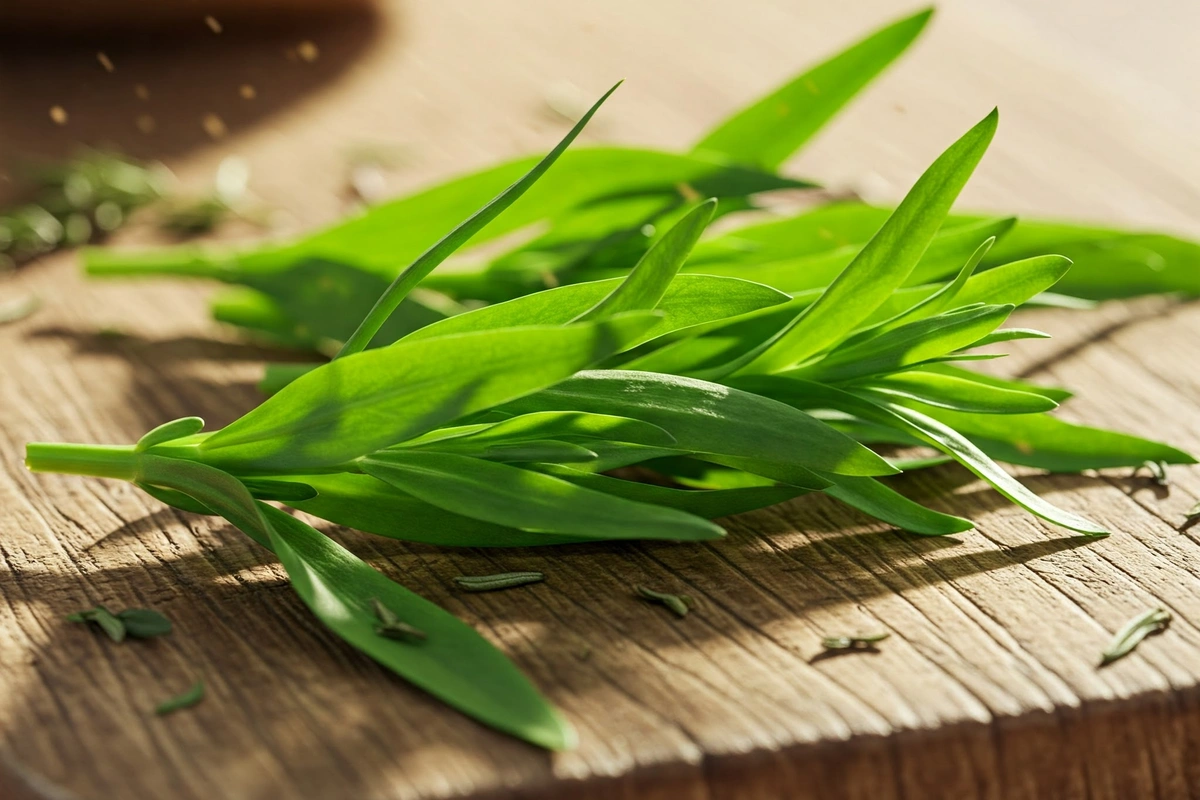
<box><xmin>2</xmin><ymin>0</ymin><xmax>1197</xmax><ymax>260</ymax></box>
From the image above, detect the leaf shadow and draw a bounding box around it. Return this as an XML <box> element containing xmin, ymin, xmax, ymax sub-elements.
<box><xmin>0</xmin><ymin>6</ymin><xmax>386</xmax><ymax>174</ymax></box>
<box><xmin>3</xmin><ymin>483</ymin><xmax>1108</xmax><ymax>799</ymax></box>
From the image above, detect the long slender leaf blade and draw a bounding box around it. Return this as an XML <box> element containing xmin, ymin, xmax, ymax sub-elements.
<box><xmin>897</xmin><ymin>403</ymin><xmax>1197</xmax><ymax>471</ymax></box>
<box><xmin>538</xmin><ymin>465</ymin><xmax>808</xmax><ymax>518</ymax></box>
<box><xmin>734</xmin><ymin>109</ymin><xmax>999</xmax><ymax>375</ymax></box>
<box><xmin>404</xmin><ymin>275</ymin><xmax>790</xmax><ymax>345</ymax></box>
<box><xmin>687</xmin><ymin>217</ymin><xmax>1014</xmax><ymax>296</ymax></box>
<box><xmin>361</xmin><ymin>450</ymin><xmax>725</xmax><ymax>541</ymax></box>
<box><xmin>861</xmin><ymin>370</ymin><xmax>1059</xmax><ymax>414</ymax></box>
<box><xmin>821</xmin><ymin>474</ymin><xmax>974</xmax><ymax>535</ymax></box>
<box><xmin>731</xmin><ymin>377</ymin><xmax>1108</xmax><ymax>534</ymax></box>
<box><xmin>136</xmin><ymin>417</ymin><xmax>205</xmax><ymax>452</ymax></box>
<box><xmin>500</xmin><ymin>369</ymin><xmax>897</xmax><ymax>477</ymax></box>
<box><xmin>575</xmin><ymin>199</ymin><xmax>717</xmax><ymax>321</ymax></box>
<box><xmin>290</xmin><ymin>473</ymin><xmax>589</xmax><ymax>546</ymax></box>
<box><xmin>200</xmin><ymin>314</ymin><xmax>658</xmax><ymax>471</ymax></box>
<box><xmin>693</xmin><ymin>8</ymin><xmax>933</xmax><ymax>169</ymax></box>
<box><xmin>138</xmin><ymin>456</ymin><xmax>578</xmax><ymax>744</ymax></box>
<box><xmin>915</xmin><ymin>363</ymin><xmax>1073</xmax><ymax>402</ymax></box>
<box><xmin>338</xmin><ymin>83</ymin><xmax>624</xmax><ymax>357</ymax></box>
<box><xmin>977</xmin><ymin>221</ymin><xmax>1200</xmax><ymax>300</ymax></box>
<box><xmin>258</xmin><ymin>503</ymin><xmax>574</xmax><ymax>750</ymax></box>
<box><xmin>405</xmin><ymin>411</ymin><xmax>677</xmax><ymax>449</ymax></box>
<box><xmin>793</xmin><ymin>304</ymin><xmax>1014</xmax><ymax>383</ymax></box>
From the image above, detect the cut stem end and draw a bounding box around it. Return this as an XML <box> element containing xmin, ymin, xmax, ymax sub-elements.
<box><xmin>25</xmin><ymin>442</ymin><xmax>138</xmax><ymax>481</ymax></box>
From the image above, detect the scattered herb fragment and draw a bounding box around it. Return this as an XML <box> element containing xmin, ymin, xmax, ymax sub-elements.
<box><xmin>1100</xmin><ymin>606</ymin><xmax>1171</xmax><ymax>666</ymax></box>
<box><xmin>821</xmin><ymin>632</ymin><xmax>890</xmax><ymax>650</ymax></box>
<box><xmin>1181</xmin><ymin>502</ymin><xmax>1200</xmax><ymax>533</ymax></box>
<box><xmin>66</xmin><ymin>605</ymin><xmax>126</xmax><ymax>642</ymax></box>
<box><xmin>1133</xmin><ymin>459</ymin><xmax>1170</xmax><ymax>486</ymax></box>
<box><xmin>455</xmin><ymin>571</ymin><xmax>545</xmax><ymax>592</ymax></box>
<box><xmin>155</xmin><ymin>680</ymin><xmax>205</xmax><ymax>715</ymax></box>
<box><xmin>637</xmin><ymin>585</ymin><xmax>693</xmax><ymax>618</ymax></box>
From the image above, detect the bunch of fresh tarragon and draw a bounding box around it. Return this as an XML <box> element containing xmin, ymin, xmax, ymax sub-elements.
<box><xmin>27</xmin><ymin>9</ymin><xmax>1195</xmax><ymax>749</ymax></box>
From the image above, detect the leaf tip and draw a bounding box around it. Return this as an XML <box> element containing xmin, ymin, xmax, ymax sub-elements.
<box><xmin>910</xmin><ymin>7</ymin><xmax>936</xmax><ymax>27</ymax></box>
<box><xmin>526</xmin><ymin>710</ymin><xmax>578</xmax><ymax>751</ymax></box>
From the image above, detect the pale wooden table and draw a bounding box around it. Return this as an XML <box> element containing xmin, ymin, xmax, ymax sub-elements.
<box><xmin>3</xmin><ymin>2</ymin><xmax>1200</xmax><ymax>798</ymax></box>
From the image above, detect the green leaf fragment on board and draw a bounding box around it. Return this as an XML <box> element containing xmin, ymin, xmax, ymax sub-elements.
<box><xmin>155</xmin><ymin>680</ymin><xmax>205</xmax><ymax>716</ymax></box>
<box><xmin>454</xmin><ymin>572</ymin><xmax>546</xmax><ymax>592</ymax></box>
<box><xmin>66</xmin><ymin>605</ymin><xmax>126</xmax><ymax>642</ymax></box>
<box><xmin>1099</xmin><ymin>607</ymin><xmax>1171</xmax><ymax>666</ymax></box>
<box><xmin>636</xmin><ymin>585</ymin><xmax>692</xmax><ymax>618</ymax></box>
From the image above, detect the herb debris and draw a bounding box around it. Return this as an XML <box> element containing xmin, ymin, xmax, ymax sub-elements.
<box><xmin>1100</xmin><ymin>607</ymin><xmax>1171</xmax><ymax>666</ymax></box>
<box><xmin>155</xmin><ymin>681</ymin><xmax>205</xmax><ymax>716</ymax></box>
<box><xmin>637</xmin><ymin>586</ymin><xmax>693</xmax><ymax>618</ymax></box>
<box><xmin>455</xmin><ymin>572</ymin><xmax>545</xmax><ymax>592</ymax></box>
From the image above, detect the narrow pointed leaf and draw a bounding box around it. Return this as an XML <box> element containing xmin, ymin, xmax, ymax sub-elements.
<box><xmin>960</xmin><ymin>328</ymin><xmax>1050</xmax><ymax>350</ymax></box>
<box><xmin>361</xmin><ymin>450</ymin><xmax>725</xmax><ymax>541</ymax></box>
<box><xmin>860</xmin><ymin>370</ymin><xmax>1059</xmax><ymax>414</ymax></box>
<box><xmin>290</xmin><ymin>473</ymin><xmax>589</xmax><ymax>547</ymax></box>
<box><xmin>822</xmin><ymin>474</ymin><xmax>974</xmax><ymax>535</ymax></box>
<box><xmin>500</xmin><ymin>370</ymin><xmax>898</xmax><ymax>477</ymax></box>
<box><xmin>915</xmin><ymin>363</ymin><xmax>1073</xmax><ymax>402</ymax></box>
<box><xmin>791</xmin><ymin>304</ymin><xmax>1014</xmax><ymax>383</ymax></box>
<box><xmin>730</xmin><ymin>377</ymin><xmax>1108</xmax><ymax>534</ymax></box>
<box><xmin>337</xmin><ymin>83</ymin><xmax>624</xmax><ymax>357</ymax></box>
<box><xmin>574</xmin><ymin>198</ymin><xmax>717</xmax><ymax>321</ymax></box>
<box><xmin>200</xmin><ymin>314</ymin><xmax>658</xmax><ymax>471</ymax></box>
<box><xmin>734</xmin><ymin>109</ymin><xmax>999</xmax><ymax>375</ymax></box>
<box><xmin>136</xmin><ymin>417</ymin><xmax>205</xmax><ymax>452</ymax></box>
<box><xmin>403</xmin><ymin>274</ymin><xmax>790</xmax><ymax>346</ymax></box>
<box><xmin>536</xmin><ymin>465</ymin><xmax>808</xmax><ymax>518</ymax></box>
<box><xmin>693</xmin><ymin>8</ymin><xmax>933</xmax><ymax>169</ymax></box>
<box><xmin>258</xmin><ymin>503</ymin><xmax>575</xmax><ymax>750</ymax></box>
<box><xmin>898</xmin><ymin>403</ymin><xmax>1197</xmax><ymax>472</ymax></box>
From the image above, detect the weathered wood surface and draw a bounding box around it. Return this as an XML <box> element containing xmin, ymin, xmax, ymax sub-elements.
<box><xmin>2</xmin><ymin>1</ymin><xmax>1200</xmax><ymax>798</ymax></box>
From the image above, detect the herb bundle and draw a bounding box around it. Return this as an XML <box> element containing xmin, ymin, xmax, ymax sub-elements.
<box><xmin>81</xmin><ymin>8</ymin><xmax>1200</xmax><ymax>369</ymax></box>
<box><xmin>27</xmin><ymin>79</ymin><xmax>1194</xmax><ymax>748</ymax></box>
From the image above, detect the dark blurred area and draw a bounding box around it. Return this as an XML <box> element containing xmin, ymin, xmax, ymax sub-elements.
<box><xmin>0</xmin><ymin>1</ymin><xmax>382</xmax><ymax>208</ymax></box>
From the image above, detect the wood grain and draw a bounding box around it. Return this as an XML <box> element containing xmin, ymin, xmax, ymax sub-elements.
<box><xmin>2</xmin><ymin>1</ymin><xmax>1199</xmax><ymax>798</ymax></box>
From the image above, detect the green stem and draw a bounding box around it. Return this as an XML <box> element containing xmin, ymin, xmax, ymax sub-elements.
<box><xmin>83</xmin><ymin>246</ymin><xmax>239</xmax><ymax>280</ymax></box>
<box><xmin>25</xmin><ymin>443</ymin><xmax>138</xmax><ymax>481</ymax></box>
<box><xmin>333</xmin><ymin>81</ymin><xmax>623</xmax><ymax>360</ymax></box>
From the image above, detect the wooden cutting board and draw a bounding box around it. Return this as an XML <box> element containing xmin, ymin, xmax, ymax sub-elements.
<box><xmin>3</xmin><ymin>1</ymin><xmax>1200</xmax><ymax>798</ymax></box>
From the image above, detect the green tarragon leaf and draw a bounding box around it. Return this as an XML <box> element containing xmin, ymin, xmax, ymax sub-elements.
<box><xmin>732</xmin><ymin>109</ymin><xmax>1000</xmax><ymax>376</ymax></box>
<box><xmin>693</xmin><ymin>8</ymin><xmax>933</xmax><ymax>170</ymax></box>
<box><xmin>198</xmin><ymin>314</ymin><xmax>659</xmax><ymax>472</ymax></box>
<box><xmin>500</xmin><ymin>369</ymin><xmax>897</xmax><ymax>477</ymax></box>
<box><xmin>258</xmin><ymin>503</ymin><xmax>576</xmax><ymax>749</ymax></box>
<box><xmin>360</xmin><ymin>450</ymin><xmax>725</xmax><ymax>542</ymax></box>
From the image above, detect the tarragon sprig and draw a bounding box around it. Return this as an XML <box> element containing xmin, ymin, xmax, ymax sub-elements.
<box><xmin>27</xmin><ymin>85</ymin><xmax>1194</xmax><ymax>749</ymax></box>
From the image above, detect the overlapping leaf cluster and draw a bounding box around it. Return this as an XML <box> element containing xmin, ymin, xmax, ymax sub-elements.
<box><xmin>83</xmin><ymin>8</ymin><xmax>1200</xmax><ymax>364</ymax></box>
<box><xmin>27</xmin><ymin>8</ymin><xmax>1197</xmax><ymax>751</ymax></box>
